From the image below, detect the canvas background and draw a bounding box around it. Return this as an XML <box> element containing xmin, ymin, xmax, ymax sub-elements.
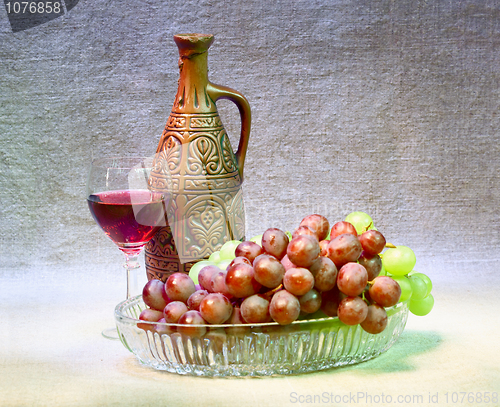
<box><xmin>1</xmin><ymin>1</ymin><xmax>499</xmax><ymax>279</ymax></box>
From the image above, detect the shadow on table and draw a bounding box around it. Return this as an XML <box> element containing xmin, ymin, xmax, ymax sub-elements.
<box><xmin>320</xmin><ymin>329</ymin><xmax>443</xmax><ymax>376</ymax></box>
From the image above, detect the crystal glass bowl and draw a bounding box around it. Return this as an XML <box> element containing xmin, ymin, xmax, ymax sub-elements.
<box><xmin>115</xmin><ymin>296</ymin><xmax>408</xmax><ymax>376</ymax></box>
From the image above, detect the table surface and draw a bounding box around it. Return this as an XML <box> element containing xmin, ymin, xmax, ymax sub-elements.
<box><xmin>1</xmin><ymin>263</ymin><xmax>499</xmax><ymax>407</ymax></box>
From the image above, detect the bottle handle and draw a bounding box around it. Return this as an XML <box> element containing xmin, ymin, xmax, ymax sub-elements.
<box><xmin>207</xmin><ymin>82</ymin><xmax>251</xmax><ymax>181</ymax></box>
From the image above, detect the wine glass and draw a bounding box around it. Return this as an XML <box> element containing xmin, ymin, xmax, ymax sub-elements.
<box><xmin>86</xmin><ymin>156</ymin><xmax>168</xmax><ymax>339</ymax></box>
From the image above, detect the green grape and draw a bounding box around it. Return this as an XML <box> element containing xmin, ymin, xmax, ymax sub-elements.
<box><xmin>249</xmin><ymin>235</ymin><xmax>263</xmax><ymax>247</ymax></box>
<box><xmin>410</xmin><ymin>272</ymin><xmax>432</xmax><ymax>297</ymax></box>
<box><xmin>344</xmin><ymin>211</ymin><xmax>374</xmax><ymax>234</ymax></box>
<box><xmin>286</xmin><ymin>231</ymin><xmax>293</xmax><ymax>240</ymax></box>
<box><xmin>409</xmin><ymin>294</ymin><xmax>434</xmax><ymax>316</ymax></box>
<box><xmin>217</xmin><ymin>259</ymin><xmax>232</xmax><ymax>271</ymax></box>
<box><xmin>378</xmin><ymin>263</ymin><xmax>388</xmax><ymax>277</ymax></box>
<box><xmin>325</xmin><ymin>229</ymin><xmax>331</xmax><ymax>240</ymax></box>
<box><xmin>391</xmin><ymin>275</ymin><xmax>412</xmax><ymax>302</ymax></box>
<box><xmin>408</xmin><ymin>275</ymin><xmax>427</xmax><ymax>300</ymax></box>
<box><xmin>189</xmin><ymin>260</ymin><xmax>216</xmax><ymax>284</ymax></box>
<box><xmin>219</xmin><ymin>240</ymin><xmax>241</xmax><ymax>260</ymax></box>
<box><xmin>209</xmin><ymin>250</ymin><xmax>221</xmax><ymax>263</ymax></box>
<box><xmin>382</xmin><ymin>246</ymin><xmax>416</xmax><ymax>276</ymax></box>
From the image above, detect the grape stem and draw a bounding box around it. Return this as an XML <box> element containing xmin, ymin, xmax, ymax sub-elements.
<box><xmin>260</xmin><ymin>284</ymin><xmax>283</xmax><ymax>301</ymax></box>
<box><xmin>385</xmin><ymin>242</ymin><xmax>397</xmax><ymax>248</ymax></box>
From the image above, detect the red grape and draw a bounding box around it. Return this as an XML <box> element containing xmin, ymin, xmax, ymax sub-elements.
<box><xmin>287</xmin><ymin>234</ymin><xmax>320</xmax><ymax>268</ymax></box>
<box><xmin>187</xmin><ymin>289</ymin><xmax>209</xmax><ymax>311</ymax></box>
<box><xmin>359</xmin><ymin>230</ymin><xmax>386</xmax><ymax>256</ymax></box>
<box><xmin>292</xmin><ymin>225</ymin><xmax>317</xmax><ymax>239</ymax></box>
<box><xmin>177</xmin><ymin>310</ymin><xmax>207</xmax><ymax>336</ymax></box>
<box><xmin>253</xmin><ymin>253</ymin><xmax>286</xmax><ymax>288</ymax></box>
<box><xmin>142</xmin><ymin>279</ymin><xmax>170</xmax><ymax>311</ymax></box>
<box><xmin>269</xmin><ymin>290</ymin><xmax>300</xmax><ymax>325</ymax></box>
<box><xmin>261</xmin><ymin>228</ymin><xmax>289</xmax><ymax>260</ymax></box>
<box><xmin>320</xmin><ymin>287</ymin><xmax>342</xmax><ymax>317</ymax></box>
<box><xmin>209</xmin><ymin>269</ymin><xmax>233</xmax><ymax>298</ymax></box>
<box><xmin>330</xmin><ymin>221</ymin><xmax>357</xmax><ymax>239</ymax></box>
<box><xmin>163</xmin><ymin>301</ymin><xmax>188</xmax><ymax>323</ymax></box>
<box><xmin>154</xmin><ymin>318</ymin><xmax>175</xmax><ymax>336</ymax></box>
<box><xmin>235</xmin><ymin>241</ymin><xmax>263</xmax><ymax>263</ymax></box>
<box><xmin>327</xmin><ymin>233</ymin><xmax>362</xmax><ymax>267</ymax></box>
<box><xmin>198</xmin><ymin>265</ymin><xmax>221</xmax><ymax>292</ymax></box>
<box><xmin>225</xmin><ymin>263</ymin><xmax>262</xmax><ymax>298</ymax></box>
<box><xmin>309</xmin><ymin>256</ymin><xmax>338</xmax><ymax>292</ymax></box>
<box><xmin>319</xmin><ymin>240</ymin><xmax>330</xmax><ymax>257</ymax></box>
<box><xmin>368</xmin><ymin>276</ymin><xmax>401</xmax><ymax>307</ymax></box>
<box><xmin>360</xmin><ymin>304</ymin><xmax>388</xmax><ymax>334</ymax></box>
<box><xmin>199</xmin><ymin>293</ymin><xmax>233</xmax><ymax>324</ymax></box>
<box><xmin>358</xmin><ymin>253</ymin><xmax>382</xmax><ymax>281</ymax></box>
<box><xmin>337</xmin><ymin>296</ymin><xmax>368</xmax><ymax>325</ymax></box>
<box><xmin>228</xmin><ymin>256</ymin><xmax>252</xmax><ymax>268</ymax></box>
<box><xmin>337</xmin><ymin>262</ymin><xmax>368</xmax><ymax>296</ymax></box>
<box><xmin>280</xmin><ymin>254</ymin><xmax>297</xmax><ymax>271</ymax></box>
<box><xmin>240</xmin><ymin>295</ymin><xmax>271</xmax><ymax>323</ymax></box>
<box><xmin>299</xmin><ymin>214</ymin><xmax>330</xmax><ymax>241</ymax></box>
<box><xmin>165</xmin><ymin>272</ymin><xmax>196</xmax><ymax>303</ymax></box>
<box><xmin>138</xmin><ymin>308</ymin><xmax>164</xmax><ymax>330</ymax></box>
<box><xmin>298</xmin><ymin>289</ymin><xmax>322</xmax><ymax>314</ymax></box>
<box><xmin>283</xmin><ymin>267</ymin><xmax>315</xmax><ymax>296</ymax></box>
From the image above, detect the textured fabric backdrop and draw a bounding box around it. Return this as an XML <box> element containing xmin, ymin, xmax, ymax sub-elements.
<box><xmin>0</xmin><ymin>1</ymin><xmax>499</xmax><ymax>283</ymax></box>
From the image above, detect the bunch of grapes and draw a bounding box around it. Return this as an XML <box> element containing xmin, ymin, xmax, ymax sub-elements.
<box><xmin>138</xmin><ymin>211</ymin><xmax>434</xmax><ymax>336</ymax></box>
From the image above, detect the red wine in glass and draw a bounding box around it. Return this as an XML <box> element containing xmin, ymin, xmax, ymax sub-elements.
<box><xmin>87</xmin><ymin>189</ymin><xmax>165</xmax><ymax>256</ymax></box>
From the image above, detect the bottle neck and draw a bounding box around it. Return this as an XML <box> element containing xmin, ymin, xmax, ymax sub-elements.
<box><xmin>173</xmin><ymin>52</ymin><xmax>214</xmax><ymax>113</ymax></box>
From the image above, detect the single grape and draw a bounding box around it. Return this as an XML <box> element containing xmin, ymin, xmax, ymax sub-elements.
<box><xmin>142</xmin><ymin>279</ymin><xmax>170</xmax><ymax>311</ymax></box>
<box><xmin>261</xmin><ymin>228</ymin><xmax>289</xmax><ymax>260</ymax></box>
<box><xmin>283</xmin><ymin>267</ymin><xmax>315</xmax><ymax>296</ymax></box>
<box><xmin>409</xmin><ymin>294</ymin><xmax>434</xmax><ymax>316</ymax></box>
<box><xmin>163</xmin><ymin>301</ymin><xmax>188</xmax><ymax>323</ymax></box>
<box><xmin>298</xmin><ymin>289</ymin><xmax>322</xmax><ymax>314</ymax></box>
<box><xmin>177</xmin><ymin>310</ymin><xmax>207</xmax><ymax>337</ymax></box>
<box><xmin>269</xmin><ymin>290</ymin><xmax>301</xmax><ymax>325</ymax></box>
<box><xmin>408</xmin><ymin>275</ymin><xmax>428</xmax><ymax>300</ymax></box>
<box><xmin>319</xmin><ymin>240</ymin><xmax>330</xmax><ymax>257</ymax></box>
<box><xmin>292</xmin><ymin>225</ymin><xmax>317</xmax><ymax>239</ymax></box>
<box><xmin>209</xmin><ymin>269</ymin><xmax>233</xmax><ymax>298</ymax></box>
<box><xmin>165</xmin><ymin>272</ymin><xmax>196</xmax><ymax>303</ymax></box>
<box><xmin>344</xmin><ymin>211</ymin><xmax>374</xmax><ymax>234</ymax></box>
<box><xmin>382</xmin><ymin>246</ymin><xmax>416</xmax><ymax>276</ymax></box>
<box><xmin>219</xmin><ymin>240</ymin><xmax>242</xmax><ymax>260</ymax></box>
<box><xmin>208</xmin><ymin>251</ymin><xmax>221</xmax><ymax>263</ymax></box>
<box><xmin>391</xmin><ymin>275</ymin><xmax>413</xmax><ymax>302</ymax></box>
<box><xmin>330</xmin><ymin>221</ymin><xmax>357</xmax><ymax>240</ymax></box>
<box><xmin>188</xmin><ymin>260</ymin><xmax>216</xmax><ymax>284</ymax></box>
<box><xmin>225</xmin><ymin>263</ymin><xmax>262</xmax><ymax>298</ymax></box>
<box><xmin>154</xmin><ymin>318</ymin><xmax>175</xmax><ymax>336</ymax></box>
<box><xmin>199</xmin><ymin>293</ymin><xmax>233</xmax><ymax>324</ymax></box>
<box><xmin>309</xmin><ymin>256</ymin><xmax>338</xmax><ymax>292</ymax></box>
<box><xmin>249</xmin><ymin>234</ymin><xmax>263</xmax><ymax>247</ymax></box>
<box><xmin>359</xmin><ymin>230</ymin><xmax>386</xmax><ymax>256</ymax></box>
<box><xmin>240</xmin><ymin>294</ymin><xmax>271</xmax><ymax>323</ymax></box>
<box><xmin>337</xmin><ymin>296</ymin><xmax>368</xmax><ymax>325</ymax></box>
<box><xmin>226</xmin><ymin>306</ymin><xmax>246</xmax><ymax>324</ymax></box>
<box><xmin>368</xmin><ymin>276</ymin><xmax>401</xmax><ymax>307</ymax></box>
<box><xmin>337</xmin><ymin>262</ymin><xmax>368</xmax><ymax>296</ymax></box>
<box><xmin>235</xmin><ymin>241</ymin><xmax>263</xmax><ymax>263</ymax></box>
<box><xmin>327</xmin><ymin>233</ymin><xmax>362</xmax><ymax>267</ymax></box>
<box><xmin>287</xmin><ymin>234</ymin><xmax>320</xmax><ymax>268</ymax></box>
<box><xmin>410</xmin><ymin>272</ymin><xmax>433</xmax><ymax>297</ymax></box>
<box><xmin>358</xmin><ymin>253</ymin><xmax>382</xmax><ymax>281</ymax></box>
<box><xmin>228</xmin><ymin>256</ymin><xmax>252</xmax><ymax>267</ymax></box>
<box><xmin>197</xmin><ymin>265</ymin><xmax>221</xmax><ymax>292</ymax></box>
<box><xmin>320</xmin><ymin>287</ymin><xmax>342</xmax><ymax>317</ymax></box>
<box><xmin>187</xmin><ymin>289</ymin><xmax>209</xmax><ymax>311</ymax></box>
<box><xmin>253</xmin><ymin>253</ymin><xmax>286</xmax><ymax>288</ymax></box>
<box><xmin>299</xmin><ymin>214</ymin><xmax>330</xmax><ymax>241</ymax></box>
<box><xmin>138</xmin><ymin>308</ymin><xmax>164</xmax><ymax>331</ymax></box>
<box><xmin>360</xmin><ymin>304</ymin><xmax>388</xmax><ymax>334</ymax></box>
<box><xmin>280</xmin><ymin>254</ymin><xmax>297</xmax><ymax>271</ymax></box>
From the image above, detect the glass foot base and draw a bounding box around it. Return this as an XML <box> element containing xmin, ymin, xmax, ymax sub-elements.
<box><xmin>101</xmin><ymin>327</ymin><xmax>119</xmax><ymax>340</ymax></box>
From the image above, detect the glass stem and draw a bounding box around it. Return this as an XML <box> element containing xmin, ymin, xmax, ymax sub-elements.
<box><xmin>123</xmin><ymin>252</ymin><xmax>141</xmax><ymax>299</ymax></box>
